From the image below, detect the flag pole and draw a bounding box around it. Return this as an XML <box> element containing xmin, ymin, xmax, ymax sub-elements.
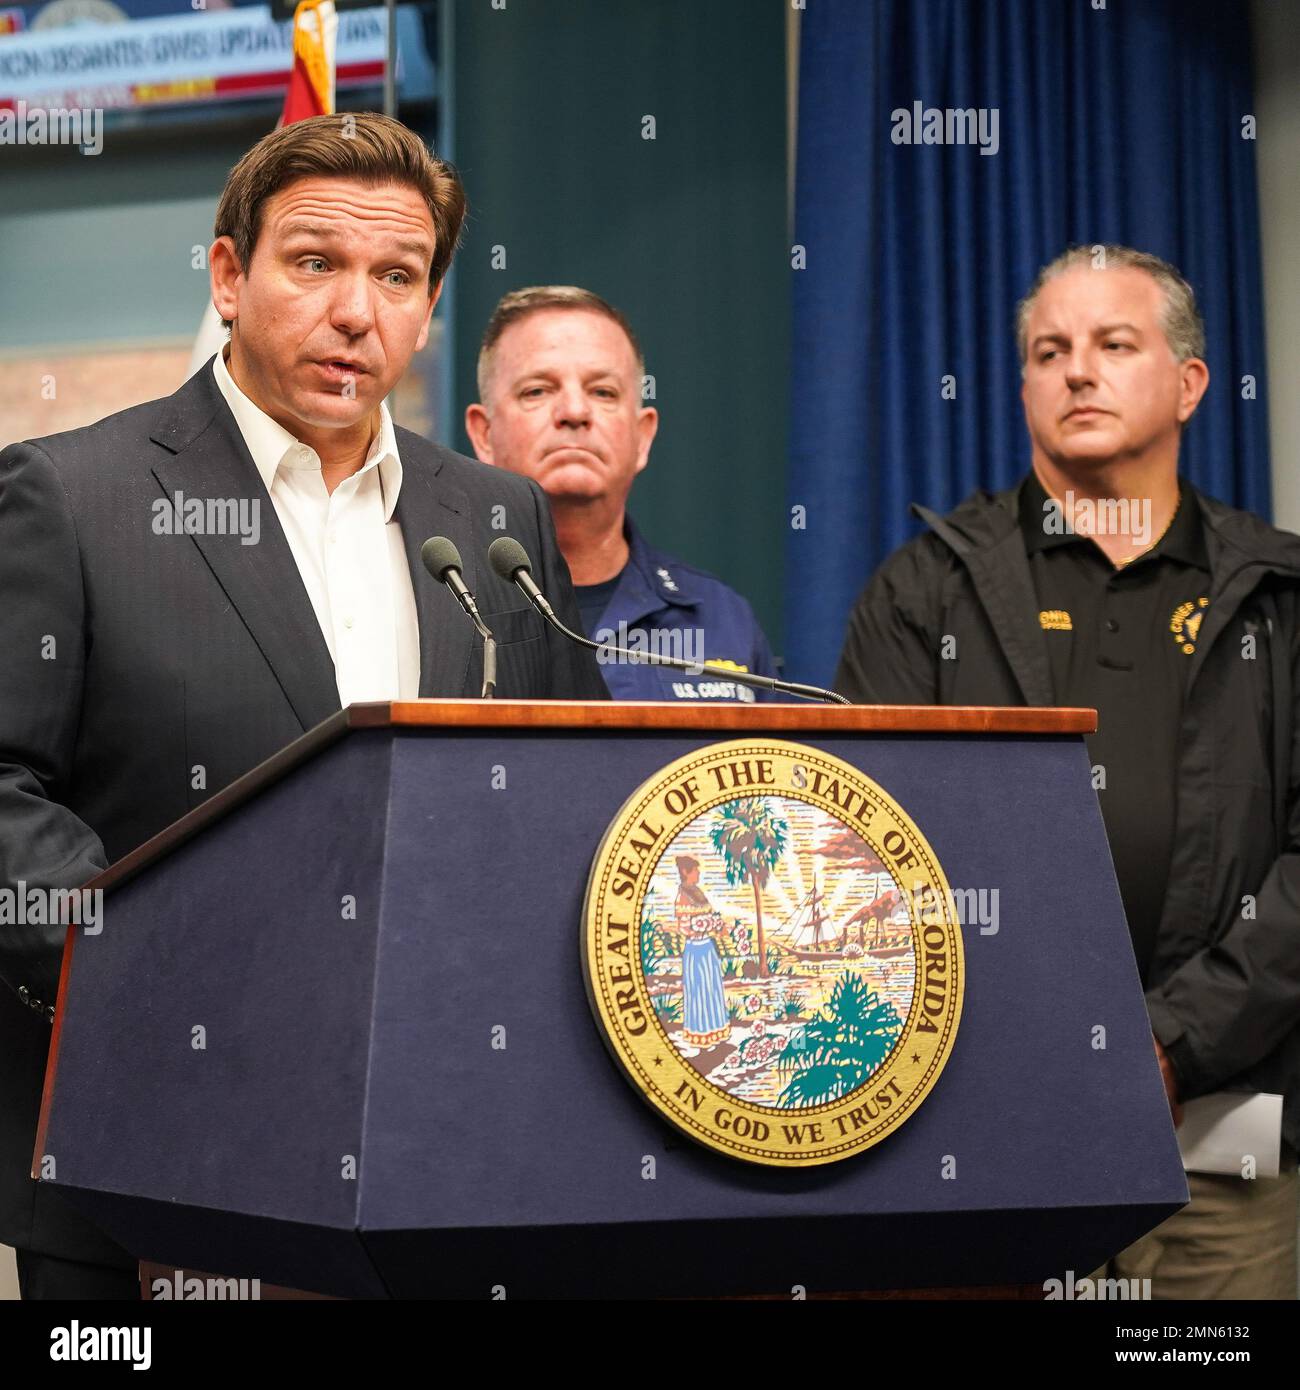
<box><xmin>383</xmin><ymin>0</ymin><xmax>397</xmax><ymax>117</ymax></box>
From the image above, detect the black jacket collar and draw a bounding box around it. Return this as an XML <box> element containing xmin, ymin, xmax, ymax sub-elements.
<box><xmin>911</xmin><ymin>477</ymin><xmax>1300</xmax><ymax>703</ymax></box>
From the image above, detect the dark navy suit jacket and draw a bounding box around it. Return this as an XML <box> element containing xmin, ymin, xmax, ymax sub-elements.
<box><xmin>0</xmin><ymin>360</ymin><xmax>606</xmax><ymax>1263</ymax></box>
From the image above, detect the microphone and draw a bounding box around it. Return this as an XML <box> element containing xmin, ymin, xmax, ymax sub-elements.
<box><xmin>421</xmin><ymin>536</ymin><xmax>497</xmax><ymax>699</ymax></box>
<box><xmin>422</xmin><ymin>535</ymin><xmax>484</xmax><ymax>621</ymax></box>
<box><xmin>486</xmin><ymin>536</ymin><xmax>850</xmax><ymax>705</ymax></box>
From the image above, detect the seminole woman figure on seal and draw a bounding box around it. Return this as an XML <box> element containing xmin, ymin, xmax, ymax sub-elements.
<box><xmin>674</xmin><ymin>855</ymin><xmax>730</xmax><ymax>1047</ymax></box>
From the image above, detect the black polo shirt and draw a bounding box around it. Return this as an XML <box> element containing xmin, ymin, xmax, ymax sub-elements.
<box><xmin>1019</xmin><ymin>474</ymin><xmax>1212</xmax><ymax>983</ymax></box>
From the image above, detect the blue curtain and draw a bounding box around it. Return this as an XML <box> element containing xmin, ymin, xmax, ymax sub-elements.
<box><xmin>787</xmin><ymin>0</ymin><xmax>1271</xmax><ymax>689</ymax></box>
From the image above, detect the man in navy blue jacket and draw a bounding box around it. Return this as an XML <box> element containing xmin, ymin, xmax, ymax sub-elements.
<box><xmin>465</xmin><ymin>286</ymin><xmax>776</xmax><ymax>701</ymax></box>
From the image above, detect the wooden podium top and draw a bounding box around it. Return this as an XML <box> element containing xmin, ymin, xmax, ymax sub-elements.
<box><xmin>349</xmin><ymin>699</ymin><xmax>1097</xmax><ymax>735</ymax></box>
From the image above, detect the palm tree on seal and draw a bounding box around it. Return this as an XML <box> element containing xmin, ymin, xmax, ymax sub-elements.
<box><xmin>709</xmin><ymin>798</ymin><xmax>788</xmax><ymax>979</ymax></box>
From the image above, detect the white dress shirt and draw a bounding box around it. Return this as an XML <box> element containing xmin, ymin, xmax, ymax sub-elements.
<box><xmin>213</xmin><ymin>349</ymin><xmax>421</xmax><ymax>706</ymax></box>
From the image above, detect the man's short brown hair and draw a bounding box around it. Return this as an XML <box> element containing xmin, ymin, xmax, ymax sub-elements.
<box><xmin>476</xmin><ymin>286</ymin><xmax>644</xmax><ymax>401</ymax></box>
<box><xmin>214</xmin><ymin>112</ymin><xmax>466</xmax><ymax>297</ymax></box>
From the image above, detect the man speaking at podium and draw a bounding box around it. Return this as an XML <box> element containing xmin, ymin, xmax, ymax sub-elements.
<box><xmin>0</xmin><ymin>113</ymin><xmax>604</xmax><ymax>1299</ymax></box>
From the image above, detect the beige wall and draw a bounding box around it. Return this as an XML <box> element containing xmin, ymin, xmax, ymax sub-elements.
<box><xmin>0</xmin><ymin>335</ymin><xmax>442</xmax><ymax>453</ymax></box>
<box><xmin>0</xmin><ymin>343</ymin><xmax>192</xmax><ymax>448</ymax></box>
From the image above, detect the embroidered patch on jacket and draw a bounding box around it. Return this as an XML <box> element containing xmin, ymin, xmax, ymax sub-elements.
<box><xmin>1039</xmin><ymin>609</ymin><xmax>1073</xmax><ymax>632</ymax></box>
<box><xmin>1170</xmin><ymin>597</ymin><xmax>1210</xmax><ymax>655</ymax></box>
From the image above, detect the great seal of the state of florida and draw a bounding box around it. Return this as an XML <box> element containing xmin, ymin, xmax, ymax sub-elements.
<box><xmin>582</xmin><ymin>740</ymin><xmax>964</xmax><ymax>1167</ymax></box>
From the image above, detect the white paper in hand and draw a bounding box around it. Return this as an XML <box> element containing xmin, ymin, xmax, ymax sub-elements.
<box><xmin>1177</xmin><ymin>1092</ymin><xmax>1283</xmax><ymax>1178</ymax></box>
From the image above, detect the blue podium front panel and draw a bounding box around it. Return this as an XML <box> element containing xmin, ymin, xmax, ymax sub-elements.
<box><xmin>42</xmin><ymin>722</ymin><xmax>1186</xmax><ymax>1297</ymax></box>
<box><xmin>41</xmin><ymin>732</ymin><xmax>393</xmax><ymax>1295</ymax></box>
<box><xmin>359</xmin><ymin>728</ymin><xmax>1184</xmax><ymax>1295</ymax></box>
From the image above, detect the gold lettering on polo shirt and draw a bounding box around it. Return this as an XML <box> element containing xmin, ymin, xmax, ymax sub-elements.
<box><xmin>1170</xmin><ymin>596</ymin><xmax>1210</xmax><ymax>655</ymax></box>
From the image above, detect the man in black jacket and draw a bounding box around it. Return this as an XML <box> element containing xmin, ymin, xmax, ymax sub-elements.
<box><xmin>837</xmin><ymin>245</ymin><xmax>1300</xmax><ymax>1298</ymax></box>
<box><xmin>0</xmin><ymin>114</ymin><xmax>606</xmax><ymax>1299</ymax></box>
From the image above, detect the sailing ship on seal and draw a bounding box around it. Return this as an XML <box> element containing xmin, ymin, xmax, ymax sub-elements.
<box><xmin>779</xmin><ymin>873</ymin><xmax>911</xmax><ymax>962</ymax></box>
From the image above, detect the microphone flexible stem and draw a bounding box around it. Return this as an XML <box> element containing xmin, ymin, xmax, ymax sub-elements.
<box><xmin>513</xmin><ymin>580</ymin><xmax>850</xmax><ymax>705</ymax></box>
